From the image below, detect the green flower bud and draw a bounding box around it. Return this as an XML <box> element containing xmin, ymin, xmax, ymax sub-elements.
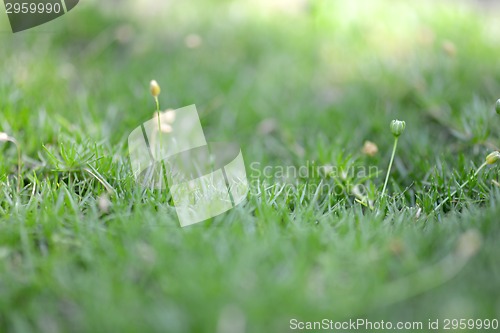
<box><xmin>495</xmin><ymin>99</ymin><xmax>500</xmax><ymax>115</ymax></box>
<box><xmin>486</xmin><ymin>151</ymin><xmax>500</xmax><ymax>165</ymax></box>
<box><xmin>390</xmin><ymin>119</ymin><xmax>406</xmax><ymax>137</ymax></box>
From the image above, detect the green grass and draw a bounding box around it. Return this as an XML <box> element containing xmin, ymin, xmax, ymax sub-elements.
<box><xmin>1</xmin><ymin>0</ymin><xmax>500</xmax><ymax>332</ymax></box>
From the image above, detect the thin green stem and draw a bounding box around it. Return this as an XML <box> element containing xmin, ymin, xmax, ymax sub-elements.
<box><xmin>154</xmin><ymin>96</ymin><xmax>164</xmax><ymax>189</ymax></box>
<box><xmin>3</xmin><ymin>136</ymin><xmax>22</xmax><ymax>193</ymax></box>
<box><xmin>434</xmin><ymin>162</ymin><xmax>488</xmax><ymax>212</ymax></box>
<box><xmin>156</xmin><ymin>110</ymin><xmax>162</xmax><ymax>156</ymax></box>
<box><xmin>154</xmin><ymin>96</ymin><xmax>160</xmax><ymax>113</ymax></box>
<box><xmin>16</xmin><ymin>144</ymin><xmax>21</xmax><ymax>193</ymax></box>
<box><xmin>381</xmin><ymin>137</ymin><xmax>398</xmax><ymax>197</ymax></box>
<box><xmin>155</xmin><ymin>99</ymin><xmax>161</xmax><ymax>133</ymax></box>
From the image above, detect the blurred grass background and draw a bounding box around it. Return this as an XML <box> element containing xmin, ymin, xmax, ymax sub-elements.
<box><xmin>1</xmin><ymin>0</ymin><xmax>500</xmax><ymax>332</ymax></box>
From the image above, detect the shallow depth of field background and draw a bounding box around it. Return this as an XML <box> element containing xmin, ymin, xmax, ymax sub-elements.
<box><xmin>0</xmin><ymin>0</ymin><xmax>500</xmax><ymax>332</ymax></box>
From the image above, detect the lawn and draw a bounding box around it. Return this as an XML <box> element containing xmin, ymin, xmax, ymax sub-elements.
<box><xmin>0</xmin><ymin>0</ymin><xmax>499</xmax><ymax>332</ymax></box>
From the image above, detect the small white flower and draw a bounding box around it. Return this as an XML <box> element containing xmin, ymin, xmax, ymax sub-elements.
<box><xmin>162</xmin><ymin>109</ymin><xmax>176</xmax><ymax>123</ymax></box>
<box><xmin>154</xmin><ymin>109</ymin><xmax>176</xmax><ymax>133</ymax></box>
<box><xmin>0</xmin><ymin>132</ymin><xmax>11</xmax><ymax>142</ymax></box>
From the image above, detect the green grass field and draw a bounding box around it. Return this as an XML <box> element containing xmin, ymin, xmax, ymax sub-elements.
<box><xmin>1</xmin><ymin>0</ymin><xmax>499</xmax><ymax>332</ymax></box>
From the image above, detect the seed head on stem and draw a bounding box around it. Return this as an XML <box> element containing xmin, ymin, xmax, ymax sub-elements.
<box><xmin>381</xmin><ymin>119</ymin><xmax>406</xmax><ymax>197</ymax></box>
<box><xmin>150</xmin><ymin>80</ymin><xmax>161</xmax><ymax>112</ymax></box>
<box><xmin>434</xmin><ymin>151</ymin><xmax>500</xmax><ymax>212</ymax></box>
<box><xmin>390</xmin><ymin>120</ymin><xmax>406</xmax><ymax>138</ymax></box>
